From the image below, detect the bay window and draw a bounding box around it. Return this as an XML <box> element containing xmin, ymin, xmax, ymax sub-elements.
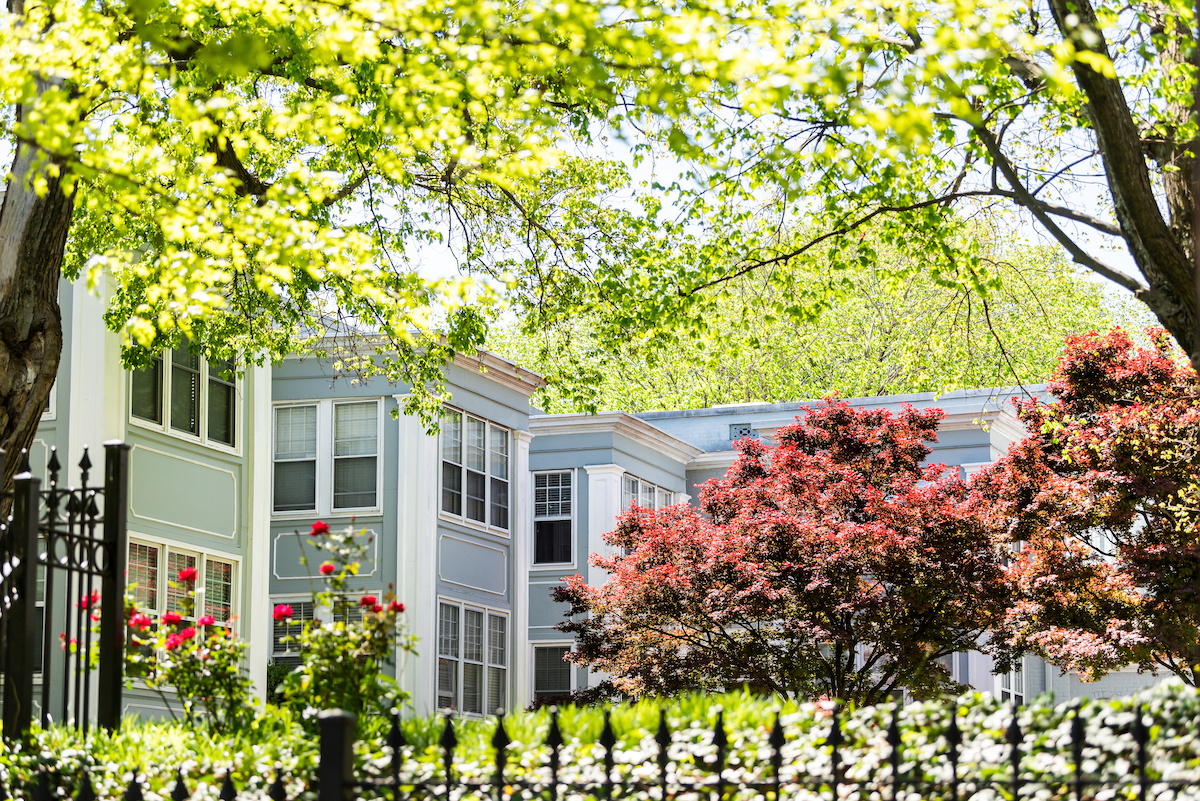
<box><xmin>441</xmin><ymin>410</ymin><xmax>510</xmax><ymax>531</ymax></box>
<box><xmin>127</xmin><ymin>539</ymin><xmax>237</xmax><ymax>627</ymax></box>
<box><xmin>437</xmin><ymin>601</ymin><xmax>507</xmax><ymax>715</ymax></box>
<box><xmin>130</xmin><ymin>344</ymin><xmax>237</xmax><ymax>448</ymax></box>
<box><xmin>621</xmin><ymin>475</ymin><xmax>674</xmax><ymax>511</ymax></box>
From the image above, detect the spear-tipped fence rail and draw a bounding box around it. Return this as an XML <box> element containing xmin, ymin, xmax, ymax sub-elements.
<box><xmin>3</xmin><ymin>698</ymin><xmax>1193</xmax><ymax>801</ymax></box>
<box><xmin>0</xmin><ymin>443</ymin><xmax>129</xmax><ymax>741</ymax></box>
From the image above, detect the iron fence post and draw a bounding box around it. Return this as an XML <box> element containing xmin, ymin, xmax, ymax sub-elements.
<box><xmin>96</xmin><ymin>442</ymin><xmax>129</xmax><ymax>730</ymax></box>
<box><xmin>319</xmin><ymin>709</ymin><xmax>356</xmax><ymax>801</ymax></box>
<box><xmin>2</xmin><ymin>471</ymin><xmax>40</xmax><ymax>740</ymax></box>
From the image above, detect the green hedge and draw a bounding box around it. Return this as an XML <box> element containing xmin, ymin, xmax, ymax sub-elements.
<box><xmin>4</xmin><ymin>681</ymin><xmax>1200</xmax><ymax>800</ymax></box>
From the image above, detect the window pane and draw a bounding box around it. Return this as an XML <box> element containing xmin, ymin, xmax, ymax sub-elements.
<box><xmin>166</xmin><ymin>551</ymin><xmax>198</xmax><ymax>616</ymax></box>
<box><xmin>205</xmin><ymin>559</ymin><xmax>234</xmax><ymax>622</ymax></box>
<box><xmin>490</xmin><ymin>478</ymin><xmax>509</xmax><ymax>529</ymax></box>
<box><xmin>641</xmin><ymin>484</ymin><xmax>656</xmax><ymax>510</ymax></box>
<box><xmin>437</xmin><ymin>658</ymin><xmax>457</xmax><ymax>709</ymax></box>
<box><xmin>334</xmin><ymin>456</ymin><xmax>376</xmax><ymax>508</ymax></box>
<box><xmin>335</xmin><ymin>403</ymin><xmax>377</xmax><ymax>456</ymax></box>
<box><xmin>465</xmin><ymin>419</ymin><xmax>486</xmax><ymax>472</ymax></box>
<box><xmin>128</xmin><ymin>542</ymin><xmax>160</xmax><ymax>611</ymax></box>
<box><xmin>535</xmin><ymin>520</ymin><xmax>572</xmax><ymax>564</ymax></box>
<box><xmin>274</xmin><ymin>461</ymin><xmax>317</xmax><ymax>511</ymax></box>
<box><xmin>534</xmin><ymin>646</ymin><xmax>572</xmax><ymax>699</ymax></box>
<box><xmin>442</xmin><ymin>411</ymin><xmax>462</xmax><ymax>464</ymax></box>
<box><xmin>275</xmin><ymin>406</ymin><xmax>317</xmax><ymax>459</ymax></box>
<box><xmin>462</xmin><ymin>663</ymin><xmax>483</xmax><ymax>714</ymax></box>
<box><xmin>465</xmin><ymin>470</ymin><xmax>486</xmax><ymax>522</ymax></box>
<box><xmin>273</xmin><ymin>601</ymin><xmax>313</xmax><ymax>654</ymax></box>
<box><xmin>489</xmin><ymin>427</ymin><xmax>509</xmax><ymax>480</ymax></box>
<box><xmin>170</xmin><ymin>348</ymin><xmax>200</xmax><ymax>435</ymax></box>
<box><xmin>535</xmin><ymin>471</ymin><xmax>571</xmax><ymax>518</ymax></box>
<box><xmin>442</xmin><ymin>462</ymin><xmax>462</xmax><ymax>515</ymax></box>
<box><xmin>131</xmin><ymin>359</ymin><xmax>162</xmax><ymax>423</ymax></box>
<box><xmin>463</xmin><ymin>609</ymin><xmax>483</xmax><ymax>662</ymax></box>
<box><xmin>488</xmin><ymin>615</ymin><xmax>506</xmax><ymax>666</ymax></box>
<box><xmin>657</xmin><ymin>488</ymin><xmax>672</xmax><ymax>508</ymax></box>
<box><xmin>622</xmin><ymin>476</ymin><xmax>637</xmax><ymax>511</ymax></box>
<box><xmin>487</xmin><ymin>667</ymin><xmax>506</xmax><ymax>715</ymax></box>
<box><xmin>438</xmin><ymin>604</ymin><xmax>459</xmax><ymax>658</ymax></box>
<box><xmin>207</xmin><ymin>377</ymin><xmax>235</xmax><ymax>446</ymax></box>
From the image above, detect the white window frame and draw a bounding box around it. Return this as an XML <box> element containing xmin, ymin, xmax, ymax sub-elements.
<box><xmin>128</xmin><ymin>349</ymin><xmax>241</xmax><ymax>454</ymax></box>
<box><xmin>41</xmin><ymin>381</ymin><xmax>56</xmax><ymax>421</ymax></box>
<box><xmin>997</xmin><ymin>661</ymin><xmax>1025</xmax><ymax>706</ymax></box>
<box><xmin>621</xmin><ymin>474</ymin><xmax>675</xmax><ymax>512</ymax></box>
<box><xmin>271</xmin><ymin>399</ymin><xmax>384</xmax><ymax>518</ymax></box>
<box><xmin>532</xmin><ymin>470</ymin><xmax>575</xmax><ymax>568</ymax></box>
<box><xmin>530</xmin><ymin>641</ymin><xmax>577</xmax><ymax>703</ymax></box>
<box><xmin>437</xmin><ymin>599</ymin><xmax>508</xmax><ymax>717</ymax></box>
<box><xmin>126</xmin><ymin>535</ymin><xmax>240</xmax><ymax>631</ymax></box>
<box><xmin>439</xmin><ymin>408</ymin><xmax>512</xmax><ymax>536</ymax></box>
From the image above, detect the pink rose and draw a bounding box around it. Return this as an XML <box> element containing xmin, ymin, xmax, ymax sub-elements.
<box><xmin>273</xmin><ymin>604</ymin><xmax>294</xmax><ymax>621</ymax></box>
<box><xmin>130</xmin><ymin>613</ymin><xmax>153</xmax><ymax>629</ymax></box>
<box><xmin>198</xmin><ymin>615</ymin><xmax>216</xmax><ymax>627</ymax></box>
<box><xmin>163</xmin><ymin>610</ymin><xmax>183</xmax><ymax>625</ymax></box>
<box><xmin>319</xmin><ymin>562</ymin><xmax>336</xmax><ymax>576</ymax></box>
<box><xmin>179</xmin><ymin>626</ymin><xmax>197</xmax><ymax>641</ymax></box>
<box><xmin>389</xmin><ymin>600</ymin><xmax>405</xmax><ymax>613</ymax></box>
<box><xmin>178</xmin><ymin>567</ymin><xmax>198</xmax><ymax>583</ymax></box>
<box><xmin>372</xmin><ymin>604</ymin><xmax>383</xmax><ymax>613</ymax></box>
<box><xmin>310</xmin><ymin>521</ymin><xmax>330</xmax><ymax>537</ymax></box>
<box><xmin>165</xmin><ymin>633</ymin><xmax>183</xmax><ymax>651</ymax></box>
<box><xmin>359</xmin><ymin>595</ymin><xmax>377</xmax><ymax>607</ymax></box>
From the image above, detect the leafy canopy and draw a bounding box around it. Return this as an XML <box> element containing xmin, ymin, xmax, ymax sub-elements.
<box><xmin>493</xmin><ymin>231</ymin><xmax>1138</xmax><ymax>413</ymax></box>
<box><xmin>555</xmin><ymin>399</ymin><xmax>1009</xmax><ymax>705</ymax></box>
<box><xmin>974</xmin><ymin>328</ymin><xmax>1200</xmax><ymax>684</ymax></box>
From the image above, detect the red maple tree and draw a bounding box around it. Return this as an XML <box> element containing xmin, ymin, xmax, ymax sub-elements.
<box><xmin>974</xmin><ymin>328</ymin><xmax>1200</xmax><ymax>683</ymax></box>
<box><xmin>554</xmin><ymin>399</ymin><xmax>1009</xmax><ymax>704</ymax></box>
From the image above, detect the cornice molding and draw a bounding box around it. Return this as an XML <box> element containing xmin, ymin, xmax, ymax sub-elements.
<box><xmin>687</xmin><ymin>450</ymin><xmax>738</xmax><ymax>471</ymax></box>
<box><xmin>530</xmin><ymin>413</ymin><xmax>704</xmax><ymax>465</ymax></box>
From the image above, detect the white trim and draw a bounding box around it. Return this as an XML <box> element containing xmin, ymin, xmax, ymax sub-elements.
<box><xmin>451</xmin><ymin>351</ymin><xmax>547</xmax><ymax>397</ymax></box>
<box><xmin>127</xmin><ymin>444</ymin><xmax>239</xmax><ymax>539</ymax></box>
<box><xmin>272</xmin><ymin>528</ymin><xmax>380</xmax><ymax>580</ymax></box>
<box><xmin>512</xmin><ymin>429</ymin><xmax>532</xmax><ymax>712</ymax></box>
<box><xmin>529</xmin><ymin>413</ymin><xmax>703</xmax><ymax>465</ymax></box>
<box><xmin>530</xmin><ymin>468</ymin><xmax>577</xmax><ymax>570</ymax></box>
<box><xmin>41</xmin><ymin>381</ymin><xmax>56</xmax><ymax>421</ymax></box>
<box><xmin>687</xmin><ymin>450</ymin><xmax>738</xmax><ymax>471</ymax></box>
<box><xmin>247</xmin><ymin>362</ymin><xmax>273</xmax><ymax>701</ymax></box>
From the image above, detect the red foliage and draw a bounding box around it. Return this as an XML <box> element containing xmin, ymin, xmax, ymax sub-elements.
<box><xmin>973</xmin><ymin>328</ymin><xmax>1200</xmax><ymax>682</ymax></box>
<box><xmin>555</xmin><ymin>398</ymin><xmax>1008</xmax><ymax>704</ymax></box>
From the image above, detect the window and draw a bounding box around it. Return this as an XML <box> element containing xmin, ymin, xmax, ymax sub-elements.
<box><xmin>130</xmin><ymin>344</ymin><xmax>237</xmax><ymax>448</ymax></box>
<box><xmin>441</xmin><ymin>410</ymin><xmax>510</xmax><ymax>532</ymax></box>
<box><xmin>534</xmin><ymin>471</ymin><xmax>573</xmax><ymax>564</ymax></box>
<box><xmin>272</xmin><ymin>400</ymin><xmax>381</xmax><ymax>515</ymax></box>
<box><xmin>729</xmin><ymin>423</ymin><xmax>754</xmax><ymax>440</ymax></box>
<box><xmin>437</xmin><ymin>601</ymin><xmax>507</xmax><ymax>715</ymax></box>
<box><xmin>271</xmin><ymin>600</ymin><xmax>316</xmax><ymax>670</ymax></box>
<box><xmin>998</xmin><ymin>663</ymin><xmax>1025</xmax><ymax>706</ymax></box>
<box><xmin>127</xmin><ymin>539</ymin><xmax>237</xmax><ymax>627</ymax></box>
<box><xmin>534</xmin><ymin>645</ymin><xmax>573</xmax><ymax>702</ymax></box>
<box><xmin>621</xmin><ymin>475</ymin><xmax>674</xmax><ymax>512</ymax></box>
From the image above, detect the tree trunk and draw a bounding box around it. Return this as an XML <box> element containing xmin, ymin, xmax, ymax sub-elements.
<box><xmin>0</xmin><ymin>143</ymin><xmax>72</xmax><ymax>490</ymax></box>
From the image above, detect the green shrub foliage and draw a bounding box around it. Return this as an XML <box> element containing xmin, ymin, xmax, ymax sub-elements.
<box><xmin>4</xmin><ymin>683</ymin><xmax>1200</xmax><ymax>800</ymax></box>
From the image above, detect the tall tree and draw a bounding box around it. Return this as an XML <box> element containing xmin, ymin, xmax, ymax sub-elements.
<box><xmin>555</xmin><ymin>399</ymin><xmax>1009</xmax><ymax>704</ymax></box>
<box><xmin>493</xmin><ymin>233</ymin><xmax>1140</xmax><ymax>413</ymax></box>
<box><xmin>495</xmin><ymin>0</ymin><xmax>1200</xmax><ymax>399</ymax></box>
<box><xmin>973</xmin><ymin>328</ymin><xmax>1200</xmax><ymax>683</ymax></box>
<box><xmin>0</xmin><ymin>0</ymin><xmax>758</xmax><ymax>485</ymax></box>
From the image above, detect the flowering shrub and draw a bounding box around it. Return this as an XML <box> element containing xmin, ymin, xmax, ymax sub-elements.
<box><xmin>126</xmin><ymin>567</ymin><xmax>254</xmax><ymax>733</ymax></box>
<box><xmin>274</xmin><ymin>521</ymin><xmax>416</xmax><ymax>721</ymax></box>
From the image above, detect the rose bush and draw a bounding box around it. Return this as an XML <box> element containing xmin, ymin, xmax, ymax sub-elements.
<box><xmin>273</xmin><ymin>521</ymin><xmax>416</xmax><ymax>722</ymax></box>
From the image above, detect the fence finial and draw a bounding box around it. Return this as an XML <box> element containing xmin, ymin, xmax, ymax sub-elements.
<box><xmin>76</xmin><ymin>774</ymin><xmax>96</xmax><ymax>801</ymax></box>
<box><xmin>268</xmin><ymin>776</ymin><xmax>288</xmax><ymax>801</ymax></box>
<box><xmin>171</xmin><ymin>770</ymin><xmax>189</xmax><ymax>801</ymax></box>
<box><xmin>219</xmin><ymin>774</ymin><xmax>237</xmax><ymax>801</ymax></box>
<box><xmin>123</xmin><ymin>775</ymin><xmax>144</xmax><ymax>801</ymax></box>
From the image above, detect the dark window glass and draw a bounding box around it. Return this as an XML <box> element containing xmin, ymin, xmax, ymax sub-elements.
<box><xmin>274</xmin><ymin>461</ymin><xmax>317</xmax><ymax>511</ymax></box>
<box><xmin>442</xmin><ymin>463</ymin><xmax>462</xmax><ymax>515</ymax></box>
<box><xmin>535</xmin><ymin>520</ymin><xmax>572</xmax><ymax>564</ymax></box>
<box><xmin>170</xmin><ymin>345</ymin><xmax>200</xmax><ymax>435</ymax></box>
<box><xmin>534</xmin><ymin>646</ymin><xmax>572</xmax><ymax>700</ymax></box>
<box><xmin>131</xmin><ymin>358</ymin><xmax>162</xmax><ymax>423</ymax></box>
<box><xmin>207</xmin><ymin>358</ymin><xmax>236</xmax><ymax>445</ymax></box>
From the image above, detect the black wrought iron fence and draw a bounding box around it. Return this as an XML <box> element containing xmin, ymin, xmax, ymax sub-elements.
<box><xmin>0</xmin><ymin>443</ymin><xmax>129</xmax><ymax>740</ymax></box>
<box><xmin>4</xmin><ymin>698</ymin><xmax>1193</xmax><ymax>801</ymax></box>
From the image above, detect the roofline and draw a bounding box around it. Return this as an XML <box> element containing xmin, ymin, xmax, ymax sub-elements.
<box><xmin>529</xmin><ymin>411</ymin><xmax>705</xmax><ymax>464</ymax></box>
